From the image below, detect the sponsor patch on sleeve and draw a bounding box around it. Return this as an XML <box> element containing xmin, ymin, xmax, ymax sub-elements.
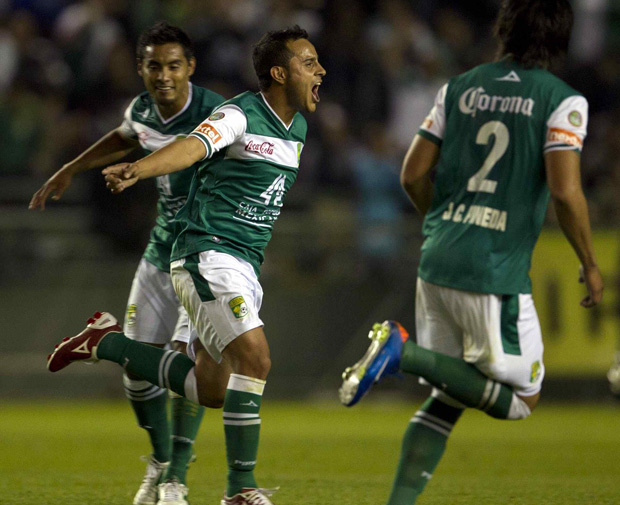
<box><xmin>421</xmin><ymin>117</ymin><xmax>433</xmax><ymax>130</ymax></box>
<box><xmin>208</xmin><ymin>112</ymin><xmax>225</xmax><ymax>121</ymax></box>
<box><xmin>195</xmin><ymin>123</ymin><xmax>222</xmax><ymax>144</ymax></box>
<box><xmin>546</xmin><ymin>127</ymin><xmax>583</xmax><ymax>148</ymax></box>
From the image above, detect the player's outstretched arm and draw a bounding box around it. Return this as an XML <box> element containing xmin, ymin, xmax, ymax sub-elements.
<box><xmin>400</xmin><ymin>134</ymin><xmax>440</xmax><ymax>216</ymax></box>
<box><xmin>29</xmin><ymin>128</ymin><xmax>138</xmax><ymax>210</ymax></box>
<box><xmin>545</xmin><ymin>149</ymin><xmax>603</xmax><ymax>307</ymax></box>
<box><xmin>102</xmin><ymin>136</ymin><xmax>206</xmax><ymax>194</ymax></box>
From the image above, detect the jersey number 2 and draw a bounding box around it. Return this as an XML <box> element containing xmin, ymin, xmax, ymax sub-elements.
<box><xmin>467</xmin><ymin>120</ymin><xmax>509</xmax><ymax>194</ymax></box>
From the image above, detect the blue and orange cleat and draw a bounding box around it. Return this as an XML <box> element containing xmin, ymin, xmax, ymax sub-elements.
<box><xmin>339</xmin><ymin>320</ymin><xmax>409</xmax><ymax>407</ymax></box>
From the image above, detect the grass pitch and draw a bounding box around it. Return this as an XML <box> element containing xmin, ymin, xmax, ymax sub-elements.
<box><xmin>2</xmin><ymin>400</ymin><xmax>619</xmax><ymax>504</ymax></box>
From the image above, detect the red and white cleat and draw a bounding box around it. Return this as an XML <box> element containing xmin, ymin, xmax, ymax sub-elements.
<box><xmin>220</xmin><ymin>488</ymin><xmax>278</xmax><ymax>505</ymax></box>
<box><xmin>47</xmin><ymin>312</ymin><xmax>121</xmax><ymax>372</ymax></box>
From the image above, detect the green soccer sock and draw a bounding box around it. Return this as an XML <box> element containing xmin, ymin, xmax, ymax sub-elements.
<box><xmin>97</xmin><ymin>333</ymin><xmax>197</xmax><ymax>401</ymax></box>
<box><xmin>400</xmin><ymin>340</ymin><xmax>528</xmax><ymax>419</ymax></box>
<box><xmin>123</xmin><ymin>374</ymin><xmax>171</xmax><ymax>463</ymax></box>
<box><xmin>223</xmin><ymin>374</ymin><xmax>265</xmax><ymax>496</ymax></box>
<box><xmin>387</xmin><ymin>397</ymin><xmax>462</xmax><ymax>505</ymax></box>
<box><xmin>165</xmin><ymin>394</ymin><xmax>205</xmax><ymax>484</ymax></box>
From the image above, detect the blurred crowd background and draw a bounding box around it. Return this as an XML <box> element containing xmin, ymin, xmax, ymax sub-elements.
<box><xmin>1</xmin><ymin>0</ymin><xmax>619</xmax><ymax>400</ymax></box>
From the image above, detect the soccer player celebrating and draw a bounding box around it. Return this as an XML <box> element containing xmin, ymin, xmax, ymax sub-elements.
<box><xmin>30</xmin><ymin>22</ymin><xmax>225</xmax><ymax>505</ymax></box>
<box><xmin>340</xmin><ymin>1</ymin><xmax>603</xmax><ymax>503</ymax></box>
<box><xmin>47</xmin><ymin>26</ymin><xmax>325</xmax><ymax>505</ymax></box>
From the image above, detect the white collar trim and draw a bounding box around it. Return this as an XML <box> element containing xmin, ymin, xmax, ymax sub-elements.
<box><xmin>260</xmin><ymin>92</ymin><xmax>293</xmax><ymax>130</ymax></box>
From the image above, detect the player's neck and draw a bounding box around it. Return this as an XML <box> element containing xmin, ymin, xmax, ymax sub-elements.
<box><xmin>157</xmin><ymin>85</ymin><xmax>191</xmax><ymax>121</ymax></box>
<box><xmin>261</xmin><ymin>90</ymin><xmax>295</xmax><ymax>128</ymax></box>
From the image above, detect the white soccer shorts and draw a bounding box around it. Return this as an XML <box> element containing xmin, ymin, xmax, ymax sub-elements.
<box><xmin>170</xmin><ymin>250</ymin><xmax>264</xmax><ymax>363</ymax></box>
<box><xmin>415</xmin><ymin>277</ymin><xmax>545</xmax><ymax>396</ymax></box>
<box><xmin>123</xmin><ymin>258</ymin><xmax>191</xmax><ymax>345</ymax></box>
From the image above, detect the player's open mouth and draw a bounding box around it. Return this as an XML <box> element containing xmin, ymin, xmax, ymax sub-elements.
<box><xmin>156</xmin><ymin>86</ymin><xmax>174</xmax><ymax>92</ymax></box>
<box><xmin>311</xmin><ymin>83</ymin><xmax>321</xmax><ymax>103</ymax></box>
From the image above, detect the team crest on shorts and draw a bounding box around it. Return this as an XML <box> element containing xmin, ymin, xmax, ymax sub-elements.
<box><xmin>126</xmin><ymin>304</ymin><xmax>137</xmax><ymax>326</ymax></box>
<box><xmin>530</xmin><ymin>360</ymin><xmax>541</xmax><ymax>383</ymax></box>
<box><xmin>228</xmin><ymin>296</ymin><xmax>248</xmax><ymax>319</ymax></box>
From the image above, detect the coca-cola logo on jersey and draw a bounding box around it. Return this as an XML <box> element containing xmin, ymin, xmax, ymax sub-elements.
<box><xmin>245</xmin><ymin>140</ymin><xmax>275</xmax><ymax>155</ymax></box>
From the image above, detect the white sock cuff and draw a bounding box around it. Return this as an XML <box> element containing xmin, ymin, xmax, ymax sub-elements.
<box><xmin>227</xmin><ymin>373</ymin><xmax>266</xmax><ymax>395</ymax></box>
<box><xmin>183</xmin><ymin>368</ymin><xmax>200</xmax><ymax>404</ymax></box>
<box><xmin>507</xmin><ymin>394</ymin><xmax>532</xmax><ymax>420</ymax></box>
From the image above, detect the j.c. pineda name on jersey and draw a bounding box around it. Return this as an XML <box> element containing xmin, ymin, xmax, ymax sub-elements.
<box><xmin>459</xmin><ymin>86</ymin><xmax>534</xmax><ymax>117</ymax></box>
<box><xmin>441</xmin><ymin>201</ymin><xmax>507</xmax><ymax>232</ymax></box>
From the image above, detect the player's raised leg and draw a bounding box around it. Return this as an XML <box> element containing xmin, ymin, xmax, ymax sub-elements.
<box><xmin>48</xmin><ymin>312</ymin><xmax>212</xmax><ymax>405</ymax></box>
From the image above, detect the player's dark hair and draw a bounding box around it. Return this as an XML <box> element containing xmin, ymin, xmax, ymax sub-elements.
<box><xmin>252</xmin><ymin>25</ymin><xmax>309</xmax><ymax>91</ymax></box>
<box><xmin>494</xmin><ymin>0</ymin><xmax>573</xmax><ymax>68</ymax></box>
<box><xmin>136</xmin><ymin>21</ymin><xmax>194</xmax><ymax>62</ymax></box>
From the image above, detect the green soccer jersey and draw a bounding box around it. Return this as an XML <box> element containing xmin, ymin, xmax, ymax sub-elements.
<box><xmin>119</xmin><ymin>84</ymin><xmax>225</xmax><ymax>271</ymax></box>
<box><xmin>171</xmin><ymin>91</ymin><xmax>307</xmax><ymax>275</ymax></box>
<box><xmin>417</xmin><ymin>59</ymin><xmax>588</xmax><ymax>294</ymax></box>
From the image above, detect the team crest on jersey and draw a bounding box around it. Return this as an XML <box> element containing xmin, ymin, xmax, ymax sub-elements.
<box><xmin>208</xmin><ymin>112</ymin><xmax>225</xmax><ymax>121</ymax></box>
<box><xmin>530</xmin><ymin>360</ymin><xmax>541</xmax><ymax>383</ymax></box>
<box><xmin>228</xmin><ymin>296</ymin><xmax>248</xmax><ymax>319</ymax></box>
<box><xmin>126</xmin><ymin>304</ymin><xmax>137</xmax><ymax>327</ymax></box>
<box><xmin>568</xmin><ymin>110</ymin><xmax>582</xmax><ymax>127</ymax></box>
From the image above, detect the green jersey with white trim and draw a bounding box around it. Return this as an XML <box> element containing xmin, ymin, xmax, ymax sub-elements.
<box><xmin>171</xmin><ymin>91</ymin><xmax>307</xmax><ymax>274</ymax></box>
<box><xmin>119</xmin><ymin>84</ymin><xmax>225</xmax><ymax>271</ymax></box>
<box><xmin>417</xmin><ymin>59</ymin><xmax>588</xmax><ymax>294</ymax></box>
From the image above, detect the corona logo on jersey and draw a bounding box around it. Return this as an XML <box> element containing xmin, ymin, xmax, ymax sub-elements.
<box><xmin>459</xmin><ymin>87</ymin><xmax>534</xmax><ymax>117</ymax></box>
<box><xmin>195</xmin><ymin>123</ymin><xmax>222</xmax><ymax>143</ymax></box>
<box><xmin>245</xmin><ymin>140</ymin><xmax>275</xmax><ymax>155</ymax></box>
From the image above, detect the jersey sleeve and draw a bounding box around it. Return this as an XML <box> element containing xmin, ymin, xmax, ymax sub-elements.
<box><xmin>189</xmin><ymin>104</ymin><xmax>247</xmax><ymax>160</ymax></box>
<box><xmin>118</xmin><ymin>97</ymin><xmax>139</xmax><ymax>140</ymax></box>
<box><xmin>544</xmin><ymin>95</ymin><xmax>588</xmax><ymax>154</ymax></box>
<box><xmin>417</xmin><ymin>82</ymin><xmax>448</xmax><ymax>145</ymax></box>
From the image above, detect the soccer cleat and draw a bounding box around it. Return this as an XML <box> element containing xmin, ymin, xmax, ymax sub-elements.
<box><xmin>134</xmin><ymin>456</ymin><xmax>170</xmax><ymax>505</ymax></box>
<box><xmin>47</xmin><ymin>312</ymin><xmax>121</xmax><ymax>372</ymax></box>
<box><xmin>339</xmin><ymin>320</ymin><xmax>409</xmax><ymax>407</ymax></box>
<box><xmin>220</xmin><ymin>487</ymin><xmax>279</xmax><ymax>505</ymax></box>
<box><xmin>157</xmin><ymin>479</ymin><xmax>189</xmax><ymax>505</ymax></box>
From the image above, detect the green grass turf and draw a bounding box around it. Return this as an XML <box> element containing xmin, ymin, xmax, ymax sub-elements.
<box><xmin>2</xmin><ymin>400</ymin><xmax>619</xmax><ymax>504</ymax></box>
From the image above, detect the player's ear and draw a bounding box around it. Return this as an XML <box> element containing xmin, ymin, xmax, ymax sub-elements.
<box><xmin>187</xmin><ymin>57</ymin><xmax>196</xmax><ymax>78</ymax></box>
<box><xmin>137</xmin><ymin>59</ymin><xmax>144</xmax><ymax>77</ymax></box>
<box><xmin>270</xmin><ymin>65</ymin><xmax>287</xmax><ymax>86</ymax></box>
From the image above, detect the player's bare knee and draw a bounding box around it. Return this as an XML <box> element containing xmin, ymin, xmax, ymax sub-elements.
<box><xmin>519</xmin><ymin>392</ymin><xmax>540</xmax><ymax>412</ymax></box>
<box><xmin>197</xmin><ymin>390</ymin><xmax>225</xmax><ymax>409</ymax></box>
<box><xmin>235</xmin><ymin>353</ymin><xmax>271</xmax><ymax>379</ymax></box>
<box><xmin>223</xmin><ymin>332</ymin><xmax>271</xmax><ymax>379</ymax></box>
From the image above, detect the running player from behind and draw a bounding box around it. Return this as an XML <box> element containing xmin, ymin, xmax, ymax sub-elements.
<box><xmin>340</xmin><ymin>1</ymin><xmax>603</xmax><ymax>503</ymax></box>
<box><xmin>30</xmin><ymin>22</ymin><xmax>225</xmax><ymax>505</ymax></box>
